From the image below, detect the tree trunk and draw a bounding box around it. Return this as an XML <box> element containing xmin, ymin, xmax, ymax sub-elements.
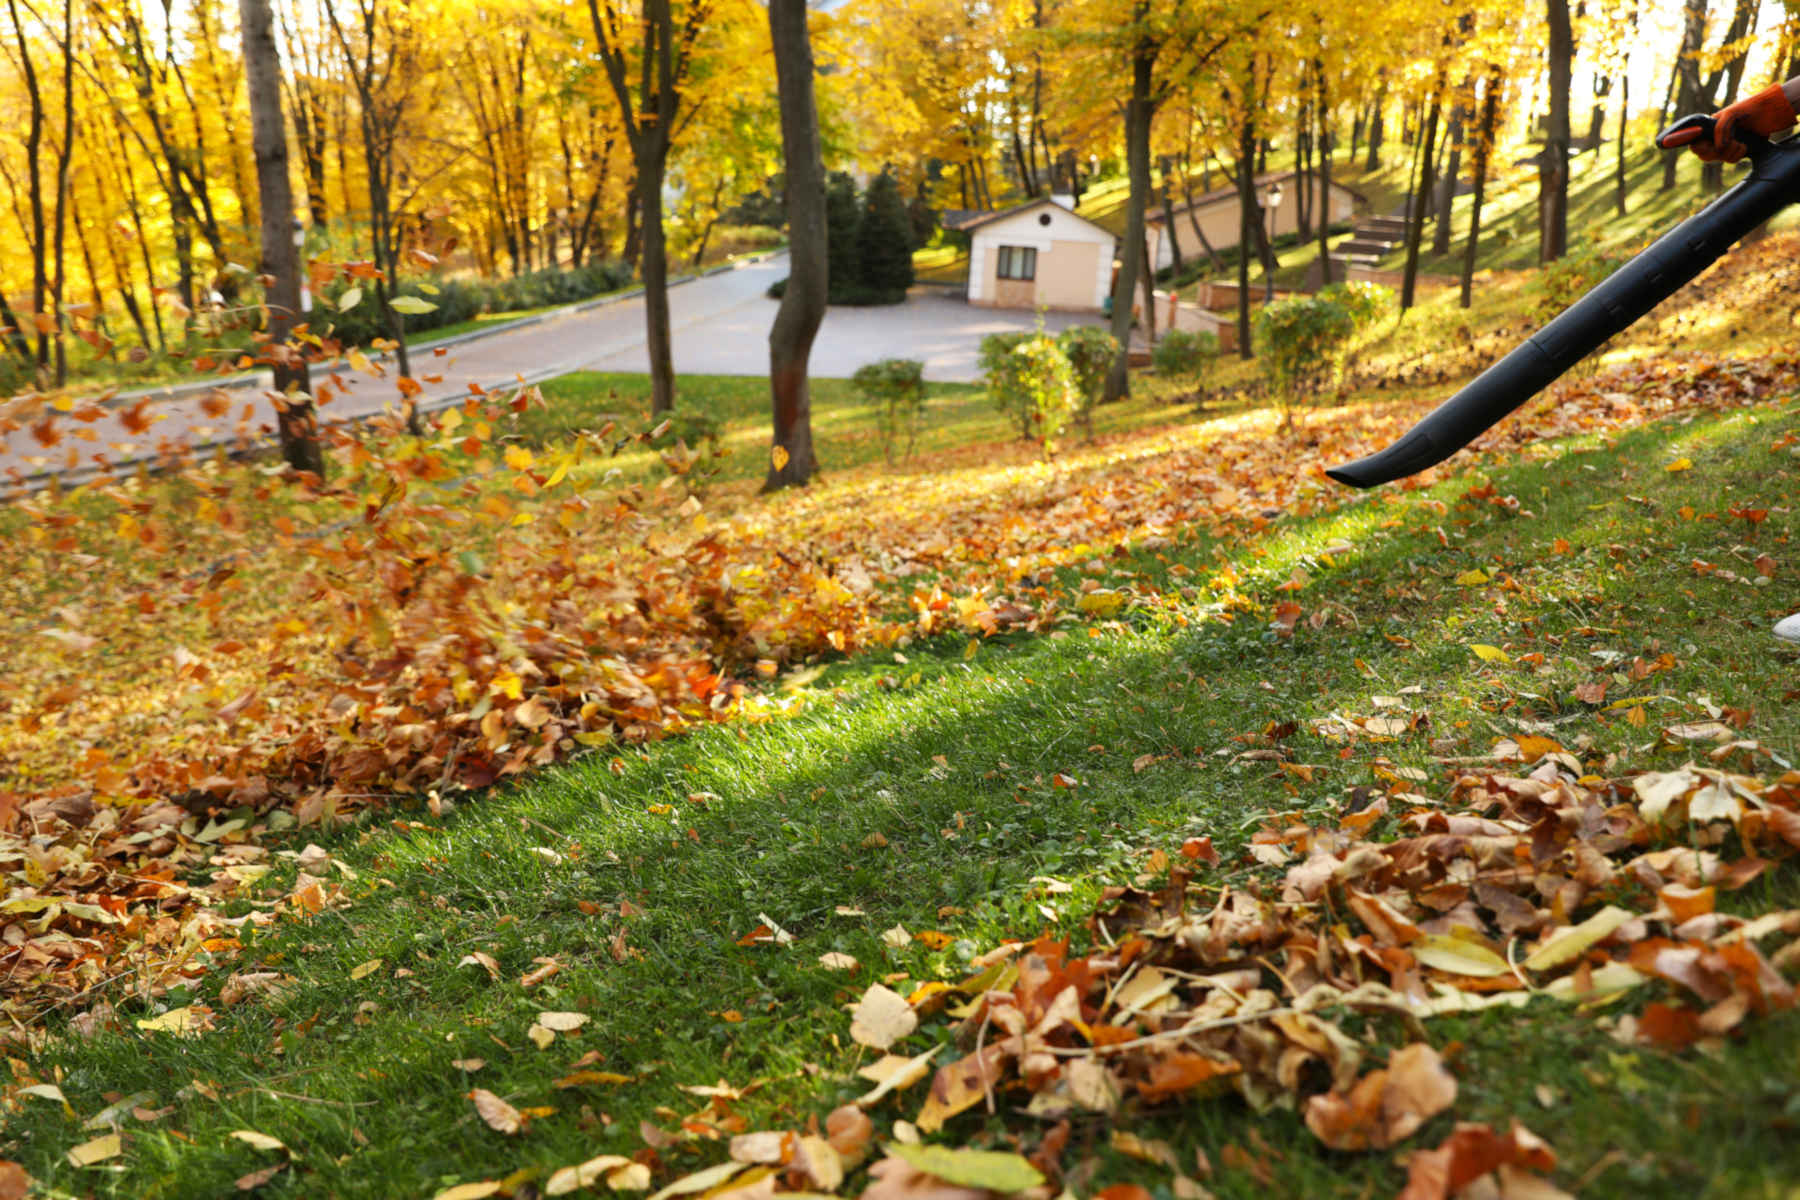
<box><xmin>1180</xmin><ymin>167</ymin><xmax>1224</xmax><ymax>274</ymax></box>
<box><xmin>764</xmin><ymin>0</ymin><xmax>824</xmax><ymax>491</ymax></box>
<box><xmin>1235</xmin><ymin>74</ymin><xmax>1257</xmax><ymax>359</ymax></box>
<box><xmin>1157</xmin><ymin>162</ymin><xmax>1183</xmax><ymax>276</ymax></box>
<box><xmin>49</xmin><ymin>0</ymin><xmax>74</xmax><ymax>387</ymax></box>
<box><xmin>1104</xmin><ymin>21</ymin><xmax>1154</xmax><ymax>403</ymax></box>
<box><xmin>1432</xmin><ymin>94</ymin><xmax>1464</xmax><ymax>256</ymax></box>
<box><xmin>8</xmin><ymin>0</ymin><xmax>49</xmax><ymax>381</ymax></box>
<box><xmin>1540</xmin><ymin>0</ymin><xmax>1572</xmax><ymax>264</ymax></box>
<box><xmin>1662</xmin><ymin>0</ymin><xmax>1708</xmax><ymax>191</ymax></box>
<box><xmin>1139</xmin><ymin>235</ymin><xmax>1156</xmax><ymax>346</ymax></box>
<box><xmin>1461</xmin><ymin>65</ymin><xmax>1501</xmax><ymax>309</ymax></box>
<box><xmin>623</xmin><ymin>178</ymin><xmax>642</xmax><ymax>268</ymax></box>
<box><xmin>1365</xmin><ymin>75</ymin><xmax>1388</xmax><ymax>169</ymax></box>
<box><xmin>1316</xmin><ymin>63</ymin><xmax>1333</xmax><ymax>286</ymax></box>
<box><xmin>240</xmin><ymin>0</ymin><xmax>321</xmax><ymax>476</ymax></box>
<box><xmin>1616</xmin><ymin>65</ymin><xmax>1629</xmax><ymax>216</ymax></box>
<box><xmin>1402</xmin><ymin>78</ymin><xmax>1442</xmax><ymax>310</ymax></box>
<box><xmin>638</xmin><ymin>151</ymin><xmax>676</xmax><ymax>415</ymax></box>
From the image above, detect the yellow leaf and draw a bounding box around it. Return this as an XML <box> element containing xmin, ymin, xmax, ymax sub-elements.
<box><xmin>962</xmin><ymin>639</ymin><xmax>979</xmax><ymax>661</ymax></box>
<box><xmin>349</xmin><ymin>959</ymin><xmax>383</xmax><ymax>981</ymax></box>
<box><xmin>1523</xmin><ymin>905</ymin><xmax>1634</xmax><ymax>972</ymax></box>
<box><xmin>537</xmin><ymin>1011</ymin><xmax>590</xmax><ymax>1032</ymax></box>
<box><xmin>347</xmin><ymin>348</ymin><xmax>374</xmax><ymax>374</ymax></box>
<box><xmin>1469</xmin><ymin>644</ymin><xmax>1511</xmax><ymax>664</ymax></box>
<box><xmin>1413</xmin><ymin>933</ymin><xmax>1512</xmax><ymax>978</ymax></box>
<box><xmin>528</xmin><ymin>1023</ymin><xmax>555</xmax><ymax>1050</ymax></box>
<box><xmin>1665</xmin><ymin>457</ymin><xmax>1693</xmax><ymax>472</ymax></box>
<box><xmin>135</xmin><ymin>1006</ymin><xmax>212</xmax><ymax>1036</ymax></box>
<box><xmin>504</xmin><ymin>445</ymin><xmax>535</xmax><ymax>471</ymax></box>
<box><xmin>433</xmin><ymin>1184</ymin><xmax>504</xmax><ymax>1200</ymax></box>
<box><xmin>1515</xmin><ymin>735</ymin><xmax>1562</xmax><ymax>763</ymax></box>
<box><xmin>1077</xmin><ymin>590</ymin><xmax>1126</xmax><ymax>616</ymax></box>
<box><xmin>771</xmin><ymin>445</ymin><xmax>790</xmax><ymax>472</ymax></box>
<box><xmin>546</xmin><ymin>1155</ymin><xmax>636</xmax><ymax>1196</ymax></box>
<box><xmin>1454</xmin><ymin>569</ymin><xmax>1490</xmax><ymax>586</ymax></box>
<box><xmin>229</xmin><ymin>1130</ymin><xmax>288</xmax><ymax>1153</ymax></box>
<box><xmin>544</xmin><ymin>453</ymin><xmax>573</xmax><ymax>489</ymax></box>
<box><xmin>67</xmin><ymin>1132</ymin><xmax>123</xmax><ymax>1167</ymax></box>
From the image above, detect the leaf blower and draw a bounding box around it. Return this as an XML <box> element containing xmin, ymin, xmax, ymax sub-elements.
<box><xmin>1327</xmin><ymin>110</ymin><xmax>1800</xmax><ymax>489</ymax></box>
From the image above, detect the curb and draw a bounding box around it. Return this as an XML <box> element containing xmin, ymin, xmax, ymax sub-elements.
<box><xmin>77</xmin><ymin>248</ymin><xmax>790</xmax><ymax>412</ymax></box>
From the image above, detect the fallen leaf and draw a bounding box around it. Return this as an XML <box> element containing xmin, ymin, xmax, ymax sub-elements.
<box><xmin>884</xmin><ymin>1144</ymin><xmax>1044</xmax><ymax>1193</ymax></box>
<box><xmin>66</xmin><ymin>1132</ymin><xmax>123</xmax><ymax>1167</ymax></box>
<box><xmin>469</xmin><ymin>1088</ymin><xmax>522</xmax><ymax>1134</ymax></box>
<box><xmin>849</xmin><ymin>983</ymin><xmax>918</xmax><ymax>1050</ymax></box>
<box><xmin>229</xmin><ymin>1130</ymin><xmax>288</xmax><ymax>1153</ymax></box>
<box><xmin>546</xmin><ymin>1155</ymin><xmax>636</xmax><ymax>1196</ymax></box>
<box><xmin>819</xmin><ymin>952</ymin><xmax>860</xmax><ymax>971</ymax></box>
<box><xmin>234</xmin><ymin>1163</ymin><xmax>287</xmax><ymax>1191</ymax></box>
<box><xmin>538</xmin><ymin>1011</ymin><xmax>590</xmax><ymax>1032</ymax></box>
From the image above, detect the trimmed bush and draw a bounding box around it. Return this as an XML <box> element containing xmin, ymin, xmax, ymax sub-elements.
<box><xmin>1150</xmin><ymin>328</ymin><xmax>1218</xmax><ymax>380</ymax></box>
<box><xmin>981</xmin><ymin>330</ymin><xmax>1077</xmax><ymax>456</ymax></box>
<box><xmin>1255</xmin><ymin>281</ymin><xmax>1390</xmax><ymax>421</ymax></box>
<box><xmin>1056</xmin><ymin>325</ymin><xmax>1119</xmax><ymax>436</ymax></box>
<box><xmin>851</xmin><ymin>357</ymin><xmax>927</xmax><ymax>463</ymax></box>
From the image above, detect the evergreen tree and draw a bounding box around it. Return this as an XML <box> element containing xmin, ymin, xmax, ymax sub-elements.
<box><xmin>855</xmin><ymin>169</ymin><xmax>916</xmax><ymax>300</ymax></box>
<box><xmin>825</xmin><ymin>171</ymin><xmax>862</xmax><ymax>299</ymax></box>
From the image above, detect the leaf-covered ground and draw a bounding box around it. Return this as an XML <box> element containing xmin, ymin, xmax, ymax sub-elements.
<box><xmin>3</xmin><ymin>235</ymin><xmax>1800</xmax><ymax>1198</ymax></box>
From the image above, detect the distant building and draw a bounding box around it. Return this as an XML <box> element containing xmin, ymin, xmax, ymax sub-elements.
<box><xmin>946</xmin><ymin>196</ymin><xmax>1115</xmax><ymax>312</ymax></box>
<box><xmin>1147</xmin><ymin>170</ymin><xmax>1361</xmax><ymax>272</ymax></box>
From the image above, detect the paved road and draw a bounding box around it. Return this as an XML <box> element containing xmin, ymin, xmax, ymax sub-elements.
<box><xmin>1</xmin><ymin>252</ymin><xmax>1103</xmax><ymax>485</ymax></box>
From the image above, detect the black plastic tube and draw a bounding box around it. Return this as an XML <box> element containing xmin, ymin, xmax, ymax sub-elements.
<box><xmin>1327</xmin><ymin>134</ymin><xmax>1800</xmax><ymax>488</ymax></box>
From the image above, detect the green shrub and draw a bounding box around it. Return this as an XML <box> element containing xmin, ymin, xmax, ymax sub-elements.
<box><xmin>316</xmin><ymin>260</ymin><xmax>631</xmax><ymax>347</ymax></box>
<box><xmin>1537</xmin><ymin>247</ymin><xmax>1629</xmax><ymax>319</ymax></box>
<box><xmin>1149</xmin><ymin>328</ymin><xmax>1218</xmax><ymax>379</ymax></box>
<box><xmin>851</xmin><ymin>358</ymin><xmax>927</xmax><ymax>463</ymax></box>
<box><xmin>978</xmin><ymin>331</ymin><xmax>1037</xmax><ymax>439</ymax></box>
<box><xmin>981</xmin><ymin>330</ymin><xmax>1077</xmax><ymax>456</ymax></box>
<box><xmin>1056</xmin><ymin>325</ymin><xmax>1119</xmax><ymax>436</ymax></box>
<box><xmin>1317</xmin><ymin>280</ymin><xmax>1393</xmax><ymax>329</ymax></box>
<box><xmin>826</xmin><ymin>172</ymin><xmax>862</xmax><ymax>302</ymax></box>
<box><xmin>1256</xmin><ymin>281</ymin><xmax>1392</xmax><ymax>422</ymax></box>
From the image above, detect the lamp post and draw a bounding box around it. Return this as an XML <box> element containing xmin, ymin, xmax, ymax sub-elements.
<box><xmin>1260</xmin><ymin>182</ymin><xmax>1284</xmax><ymax>302</ymax></box>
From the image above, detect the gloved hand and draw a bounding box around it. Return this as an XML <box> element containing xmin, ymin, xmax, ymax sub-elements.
<box><xmin>1657</xmin><ymin>83</ymin><xmax>1797</xmax><ymax>163</ymax></box>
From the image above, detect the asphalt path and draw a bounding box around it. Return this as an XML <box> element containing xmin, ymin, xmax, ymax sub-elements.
<box><xmin>1</xmin><ymin>251</ymin><xmax>1102</xmax><ymax>485</ymax></box>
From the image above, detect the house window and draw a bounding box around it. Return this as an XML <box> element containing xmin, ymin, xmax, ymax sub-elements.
<box><xmin>996</xmin><ymin>245</ymin><xmax>1037</xmax><ymax>281</ymax></box>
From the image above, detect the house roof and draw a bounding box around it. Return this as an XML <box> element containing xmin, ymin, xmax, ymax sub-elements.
<box><xmin>944</xmin><ymin>196</ymin><xmax>1115</xmax><ymax>239</ymax></box>
<box><xmin>1150</xmin><ymin>169</ymin><xmax>1364</xmax><ymax>224</ymax></box>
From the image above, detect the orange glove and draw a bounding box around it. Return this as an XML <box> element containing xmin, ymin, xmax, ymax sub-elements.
<box><xmin>1658</xmin><ymin>84</ymin><xmax>1797</xmax><ymax>163</ymax></box>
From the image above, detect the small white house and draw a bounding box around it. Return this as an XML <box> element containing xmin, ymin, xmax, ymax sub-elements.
<box><xmin>1147</xmin><ymin>170</ymin><xmax>1361</xmax><ymax>272</ymax></box>
<box><xmin>952</xmin><ymin>197</ymin><xmax>1116</xmax><ymax>312</ymax></box>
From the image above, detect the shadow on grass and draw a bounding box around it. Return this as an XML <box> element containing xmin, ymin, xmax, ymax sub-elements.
<box><xmin>15</xmin><ymin>399</ymin><xmax>1800</xmax><ymax>1198</ymax></box>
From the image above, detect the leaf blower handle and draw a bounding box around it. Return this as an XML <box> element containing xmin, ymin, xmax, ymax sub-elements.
<box><xmin>1657</xmin><ymin>82</ymin><xmax>1798</xmax><ymax>164</ymax></box>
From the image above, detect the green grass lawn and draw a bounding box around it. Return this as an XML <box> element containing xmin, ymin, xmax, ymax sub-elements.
<box><xmin>9</xmin><ymin>357</ymin><xmax>1800</xmax><ymax>1197</ymax></box>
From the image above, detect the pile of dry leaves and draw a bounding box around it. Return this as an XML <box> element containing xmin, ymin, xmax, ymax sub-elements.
<box><xmin>1</xmin><ymin>333</ymin><xmax>1793</xmax><ymax>1017</ymax></box>
<box><xmin>477</xmin><ymin>757</ymin><xmax>1799</xmax><ymax>1200</ymax></box>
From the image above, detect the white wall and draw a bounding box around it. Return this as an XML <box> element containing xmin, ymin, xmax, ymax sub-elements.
<box><xmin>967</xmin><ymin>202</ymin><xmax>1115</xmax><ymax>308</ymax></box>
